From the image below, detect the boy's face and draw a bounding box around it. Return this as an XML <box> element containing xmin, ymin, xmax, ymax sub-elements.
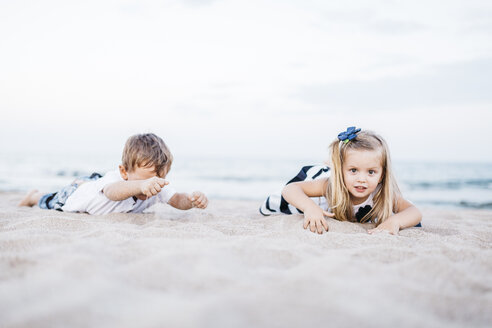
<box><xmin>119</xmin><ymin>165</ymin><xmax>169</xmax><ymax>200</ymax></box>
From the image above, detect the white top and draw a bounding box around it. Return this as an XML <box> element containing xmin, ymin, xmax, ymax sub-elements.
<box><xmin>322</xmin><ymin>186</ymin><xmax>378</xmax><ymax>219</ymax></box>
<box><xmin>352</xmin><ymin>187</ymin><xmax>377</xmax><ymax>216</ymax></box>
<box><xmin>62</xmin><ymin>170</ymin><xmax>177</xmax><ymax>215</ymax></box>
<box><xmin>303</xmin><ymin>165</ymin><xmax>380</xmax><ymax>220</ymax></box>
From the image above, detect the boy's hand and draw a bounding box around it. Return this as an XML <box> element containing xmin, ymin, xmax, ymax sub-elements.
<box><xmin>140</xmin><ymin>177</ymin><xmax>168</xmax><ymax>198</ymax></box>
<box><xmin>303</xmin><ymin>205</ymin><xmax>333</xmax><ymax>234</ymax></box>
<box><xmin>368</xmin><ymin>216</ymin><xmax>400</xmax><ymax>235</ymax></box>
<box><xmin>189</xmin><ymin>191</ymin><xmax>208</xmax><ymax>209</ymax></box>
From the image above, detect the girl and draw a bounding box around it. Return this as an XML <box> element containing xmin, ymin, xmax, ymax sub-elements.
<box><xmin>259</xmin><ymin>127</ymin><xmax>422</xmax><ymax>235</ymax></box>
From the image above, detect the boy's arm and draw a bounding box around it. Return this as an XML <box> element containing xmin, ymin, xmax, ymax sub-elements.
<box><xmin>368</xmin><ymin>198</ymin><xmax>422</xmax><ymax>235</ymax></box>
<box><xmin>103</xmin><ymin>177</ymin><xmax>168</xmax><ymax>201</ymax></box>
<box><xmin>168</xmin><ymin>191</ymin><xmax>208</xmax><ymax>210</ymax></box>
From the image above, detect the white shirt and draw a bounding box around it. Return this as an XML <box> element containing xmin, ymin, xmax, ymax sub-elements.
<box><xmin>62</xmin><ymin>170</ymin><xmax>176</xmax><ymax>215</ymax></box>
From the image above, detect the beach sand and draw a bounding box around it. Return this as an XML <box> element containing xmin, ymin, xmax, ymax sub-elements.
<box><xmin>0</xmin><ymin>192</ymin><xmax>491</xmax><ymax>328</ymax></box>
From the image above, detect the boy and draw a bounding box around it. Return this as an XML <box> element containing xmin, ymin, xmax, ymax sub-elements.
<box><xmin>18</xmin><ymin>133</ymin><xmax>208</xmax><ymax>214</ymax></box>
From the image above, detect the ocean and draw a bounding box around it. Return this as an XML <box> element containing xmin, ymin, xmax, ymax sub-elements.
<box><xmin>1</xmin><ymin>150</ymin><xmax>491</xmax><ymax>210</ymax></box>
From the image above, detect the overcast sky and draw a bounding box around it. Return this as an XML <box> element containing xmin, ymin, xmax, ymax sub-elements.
<box><xmin>0</xmin><ymin>0</ymin><xmax>491</xmax><ymax>162</ymax></box>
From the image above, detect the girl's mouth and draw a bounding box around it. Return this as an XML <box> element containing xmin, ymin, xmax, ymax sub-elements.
<box><xmin>354</xmin><ymin>186</ymin><xmax>367</xmax><ymax>193</ymax></box>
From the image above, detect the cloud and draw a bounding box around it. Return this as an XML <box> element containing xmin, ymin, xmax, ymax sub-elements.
<box><xmin>366</xmin><ymin>19</ymin><xmax>426</xmax><ymax>35</ymax></box>
<box><xmin>1</xmin><ymin>0</ymin><xmax>491</xmax><ymax>162</ymax></box>
<box><xmin>181</xmin><ymin>0</ymin><xmax>217</xmax><ymax>6</ymax></box>
<box><xmin>295</xmin><ymin>57</ymin><xmax>492</xmax><ymax>111</ymax></box>
<box><xmin>318</xmin><ymin>8</ymin><xmax>426</xmax><ymax>35</ymax></box>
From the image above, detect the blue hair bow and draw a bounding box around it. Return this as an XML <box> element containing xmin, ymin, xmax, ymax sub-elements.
<box><xmin>338</xmin><ymin>126</ymin><xmax>361</xmax><ymax>143</ymax></box>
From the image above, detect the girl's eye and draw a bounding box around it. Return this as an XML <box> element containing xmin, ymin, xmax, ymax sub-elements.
<box><xmin>369</xmin><ymin>170</ymin><xmax>376</xmax><ymax>175</ymax></box>
<box><xmin>350</xmin><ymin>168</ymin><xmax>357</xmax><ymax>173</ymax></box>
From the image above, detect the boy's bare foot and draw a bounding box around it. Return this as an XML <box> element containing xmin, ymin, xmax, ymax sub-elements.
<box><xmin>18</xmin><ymin>190</ymin><xmax>43</xmax><ymax>207</ymax></box>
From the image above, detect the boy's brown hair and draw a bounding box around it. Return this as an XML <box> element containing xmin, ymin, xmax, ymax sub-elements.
<box><xmin>121</xmin><ymin>133</ymin><xmax>173</xmax><ymax>177</ymax></box>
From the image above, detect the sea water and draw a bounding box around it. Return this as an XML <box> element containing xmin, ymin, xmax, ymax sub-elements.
<box><xmin>1</xmin><ymin>150</ymin><xmax>491</xmax><ymax>209</ymax></box>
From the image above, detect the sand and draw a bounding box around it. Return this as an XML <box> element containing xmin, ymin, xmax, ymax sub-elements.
<box><xmin>0</xmin><ymin>192</ymin><xmax>491</xmax><ymax>328</ymax></box>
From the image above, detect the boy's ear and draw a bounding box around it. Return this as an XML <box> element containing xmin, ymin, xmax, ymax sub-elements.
<box><xmin>119</xmin><ymin>165</ymin><xmax>129</xmax><ymax>180</ymax></box>
<box><xmin>163</xmin><ymin>165</ymin><xmax>171</xmax><ymax>177</ymax></box>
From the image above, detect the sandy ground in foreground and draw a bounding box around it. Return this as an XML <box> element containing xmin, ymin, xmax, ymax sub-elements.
<box><xmin>0</xmin><ymin>192</ymin><xmax>491</xmax><ymax>328</ymax></box>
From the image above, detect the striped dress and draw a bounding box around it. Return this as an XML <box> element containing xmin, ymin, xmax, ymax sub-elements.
<box><xmin>259</xmin><ymin>165</ymin><xmax>375</xmax><ymax>222</ymax></box>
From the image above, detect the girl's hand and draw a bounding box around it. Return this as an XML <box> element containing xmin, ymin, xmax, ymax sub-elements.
<box><xmin>368</xmin><ymin>217</ymin><xmax>400</xmax><ymax>235</ymax></box>
<box><xmin>303</xmin><ymin>205</ymin><xmax>334</xmax><ymax>234</ymax></box>
<box><xmin>189</xmin><ymin>191</ymin><xmax>208</xmax><ymax>209</ymax></box>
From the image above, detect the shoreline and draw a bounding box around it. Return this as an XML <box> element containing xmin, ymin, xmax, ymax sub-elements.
<box><xmin>1</xmin><ymin>192</ymin><xmax>491</xmax><ymax>327</ymax></box>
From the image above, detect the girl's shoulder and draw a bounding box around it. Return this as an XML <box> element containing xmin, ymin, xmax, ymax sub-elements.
<box><xmin>286</xmin><ymin>165</ymin><xmax>330</xmax><ymax>184</ymax></box>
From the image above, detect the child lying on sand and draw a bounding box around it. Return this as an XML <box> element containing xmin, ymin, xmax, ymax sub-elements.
<box><xmin>19</xmin><ymin>133</ymin><xmax>208</xmax><ymax>214</ymax></box>
<box><xmin>260</xmin><ymin>127</ymin><xmax>422</xmax><ymax>235</ymax></box>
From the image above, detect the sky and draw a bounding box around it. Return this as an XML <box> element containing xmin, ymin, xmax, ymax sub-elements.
<box><xmin>0</xmin><ymin>0</ymin><xmax>491</xmax><ymax>162</ymax></box>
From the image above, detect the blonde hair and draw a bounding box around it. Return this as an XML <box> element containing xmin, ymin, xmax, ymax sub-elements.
<box><xmin>121</xmin><ymin>133</ymin><xmax>173</xmax><ymax>177</ymax></box>
<box><xmin>326</xmin><ymin>130</ymin><xmax>400</xmax><ymax>225</ymax></box>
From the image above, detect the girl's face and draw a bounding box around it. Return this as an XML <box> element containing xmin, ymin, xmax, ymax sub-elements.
<box><xmin>342</xmin><ymin>149</ymin><xmax>383</xmax><ymax>205</ymax></box>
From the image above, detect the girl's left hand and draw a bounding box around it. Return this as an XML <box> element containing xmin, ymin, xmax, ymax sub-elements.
<box><xmin>368</xmin><ymin>217</ymin><xmax>400</xmax><ymax>235</ymax></box>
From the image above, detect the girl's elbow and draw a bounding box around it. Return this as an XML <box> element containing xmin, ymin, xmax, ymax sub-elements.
<box><xmin>281</xmin><ymin>184</ymin><xmax>294</xmax><ymax>198</ymax></box>
<box><xmin>410</xmin><ymin>205</ymin><xmax>423</xmax><ymax>223</ymax></box>
<box><xmin>416</xmin><ymin>208</ymin><xmax>423</xmax><ymax>222</ymax></box>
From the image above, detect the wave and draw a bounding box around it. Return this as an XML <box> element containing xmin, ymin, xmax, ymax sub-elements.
<box><xmin>196</xmin><ymin>175</ymin><xmax>281</xmax><ymax>182</ymax></box>
<box><xmin>404</xmin><ymin>179</ymin><xmax>492</xmax><ymax>190</ymax></box>
<box><xmin>417</xmin><ymin>200</ymin><xmax>492</xmax><ymax>209</ymax></box>
<box><xmin>55</xmin><ymin>170</ymin><xmax>89</xmax><ymax>177</ymax></box>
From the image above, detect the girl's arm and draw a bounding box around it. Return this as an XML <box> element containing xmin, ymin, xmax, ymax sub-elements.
<box><xmin>282</xmin><ymin>178</ymin><xmax>334</xmax><ymax>234</ymax></box>
<box><xmin>368</xmin><ymin>198</ymin><xmax>422</xmax><ymax>235</ymax></box>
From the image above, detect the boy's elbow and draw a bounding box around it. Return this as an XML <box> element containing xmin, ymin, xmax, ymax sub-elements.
<box><xmin>102</xmin><ymin>188</ymin><xmax>111</xmax><ymax>199</ymax></box>
<box><xmin>103</xmin><ymin>191</ymin><xmax>115</xmax><ymax>201</ymax></box>
<box><xmin>102</xmin><ymin>188</ymin><xmax>119</xmax><ymax>201</ymax></box>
